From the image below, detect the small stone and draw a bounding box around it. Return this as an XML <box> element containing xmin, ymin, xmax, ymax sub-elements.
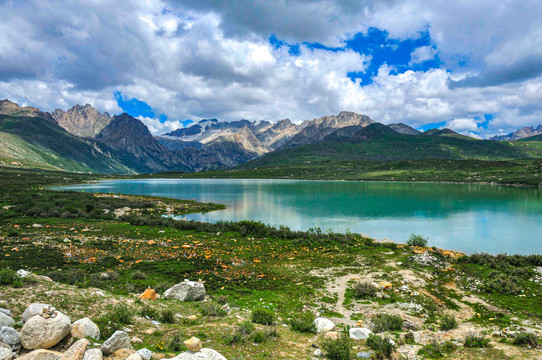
<box><xmin>100</xmin><ymin>331</ymin><xmax>131</xmax><ymax>355</ymax></box>
<box><xmin>139</xmin><ymin>289</ymin><xmax>157</xmax><ymax>301</ymax></box>
<box><xmin>143</xmin><ymin>328</ymin><xmax>156</xmax><ymax>335</ymax></box>
<box><xmin>82</xmin><ymin>349</ymin><xmax>102</xmax><ymax>360</ymax></box>
<box><xmin>0</xmin><ymin>346</ymin><xmax>12</xmax><ymax>360</ymax></box>
<box><xmin>17</xmin><ymin>349</ymin><xmax>63</xmax><ymax>360</ymax></box>
<box><xmin>125</xmin><ymin>354</ymin><xmax>142</xmax><ymax>360</ymax></box>
<box><xmin>164</xmin><ymin>281</ymin><xmax>206</xmax><ymax>301</ymax></box>
<box><xmin>137</xmin><ymin>348</ymin><xmax>152</xmax><ymax>360</ymax></box>
<box><xmin>314</xmin><ymin>349</ymin><xmax>322</xmax><ymax>357</ymax></box>
<box><xmin>60</xmin><ymin>338</ymin><xmax>89</xmax><ymax>360</ymax></box>
<box><xmin>174</xmin><ymin>348</ymin><xmax>227</xmax><ymax>360</ymax></box>
<box><xmin>109</xmin><ymin>349</ymin><xmax>135</xmax><ymax>360</ymax></box>
<box><xmin>32</xmin><ymin>224</ymin><xmax>43</xmax><ymax>228</ymax></box>
<box><xmin>0</xmin><ymin>309</ymin><xmax>12</xmax><ymax>318</ymax></box>
<box><xmin>184</xmin><ymin>337</ymin><xmax>202</xmax><ymax>352</ymax></box>
<box><xmin>131</xmin><ymin>337</ymin><xmax>142</xmax><ymax>345</ymax></box>
<box><xmin>188</xmin><ymin>315</ymin><xmax>197</xmax><ymax>320</ymax></box>
<box><xmin>349</xmin><ymin>328</ymin><xmax>373</xmax><ymax>340</ymax></box>
<box><xmin>0</xmin><ymin>313</ymin><xmax>14</xmax><ymax>328</ymax></box>
<box><xmin>357</xmin><ymin>352</ymin><xmax>372</xmax><ymax>359</ymax></box>
<box><xmin>0</xmin><ymin>326</ymin><xmax>21</xmax><ymax>350</ymax></box>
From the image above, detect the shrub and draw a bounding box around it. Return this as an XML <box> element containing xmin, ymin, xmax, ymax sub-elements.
<box><xmin>512</xmin><ymin>332</ymin><xmax>539</xmax><ymax>347</ymax></box>
<box><xmin>224</xmin><ymin>321</ymin><xmax>255</xmax><ymax>345</ymax></box>
<box><xmin>418</xmin><ymin>340</ymin><xmax>456</xmax><ymax>358</ymax></box>
<box><xmin>321</xmin><ymin>329</ymin><xmax>351</xmax><ymax>360</ymax></box>
<box><xmin>440</xmin><ymin>314</ymin><xmax>457</xmax><ymax>331</ymax></box>
<box><xmin>351</xmin><ymin>281</ymin><xmax>377</xmax><ymax>299</ymax></box>
<box><xmin>366</xmin><ymin>334</ymin><xmax>395</xmax><ymax>359</ymax></box>
<box><xmin>482</xmin><ymin>272</ymin><xmax>522</xmax><ymax>295</ymax></box>
<box><xmin>46</xmin><ymin>269</ymin><xmax>86</xmax><ymax>285</ymax></box>
<box><xmin>406</xmin><ymin>234</ymin><xmax>428</xmax><ymax>247</ymax></box>
<box><xmin>464</xmin><ymin>334</ymin><xmax>490</xmax><ymax>348</ymax></box>
<box><xmin>289</xmin><ymin>312</ymin><xmax>316</xmax><ymax>333</ymax></box>
<box><xmin>140</xmin><ymin>305</ymin><xmax>159</xmax><ymax>319</ymax></box>
<box><xmin>372</xmin><ymin>314</ymin><xmax>403</xmax><ymax>333</ymax></box>
<box><xmin>109</xmin><ymin>303</ymin><xmax>133</xmax><ymax>325</ymax></box>
<box><xmin>161</xmin><ymin>309</ymin><xmax>175</xmax><ymax>324</ymax></box>
<box><xmin>0</xmin><ymin>268</ymin><xmax>22</xmax><ymax>286</ymax></box>
<box><xmin>251</xmin><ymin>308</ymin><xmax>275</xmax><ymax>325</ymax></box>
<box><xmin>252</xmin><ymin>328</ymin><xmax>278</xmax><ymax>343</ymax></box>
<box><xmin>168</xmin><ymin>332</ymin><xmax>184</xmax><ymax>352</ymax></box>
<box><xmin>200</xmin><ymin>302</ymin><xmax>227</xmax><ymax>317</ymax></box>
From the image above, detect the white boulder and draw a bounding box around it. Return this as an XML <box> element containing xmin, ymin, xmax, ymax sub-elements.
<box><xmin>137</xmin><ymin>349</ymin><xmax>152</xmax><ymax>360</ymax></box>
<box><xmin>100</xmin><ymin>331</ymin><xmax>131</xmax><ymax>355</ymax></box>
<box><xmin>0</xmin><ymin>313</ymin><xmax>14</xmax><ymax>328</ymax></box>
<box><xmin>22</xmin><ymin>303</ymin><xmax>51</xmax><ymax>323</ymax></box>
<box><xmin>171</xmin><ymin>348</ymin><xmax>227</xmax><ymax>360</ymax></box>
<box><xmin>71</xmin><ymin>318</ymin><xmax>100</xmax><ymax>340</ymax></box>
<box><xmin>349</xmin><ymin>327</ymin><xmax>373</xmax><ymax>340</ymax></box>
<box><xmin>20</xmin><ymin>310</ymin><xmax>71</xmax><ymax>350</ymax></box>
<box><xmin>82</xmin><ymin>349</ymin><xmax>102</xmax><ymax>360</ymax></box>
<box><xmin>164</xmin><ymin>280</ymin><xmax>206</xmax><ymax>301</ymax></box>
<box><xmin>313</xmin><ymin>318</ymin><xmax>334</xmax><ymax>333</ymax></box>
<box><xmin>0</xmin><ymin>326</ymin><xmax>21</xmax><ymax>350</ymax></box>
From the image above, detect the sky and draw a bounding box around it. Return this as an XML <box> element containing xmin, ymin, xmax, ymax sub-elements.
<box><xmin>1</xmin><ymin>1</ymin><xmax>542</xmax><ymax>138</ymax></box>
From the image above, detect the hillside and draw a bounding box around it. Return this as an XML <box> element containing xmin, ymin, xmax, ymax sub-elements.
<box><xmin>243</xmin><ymin>123</ymin><xmax>534</xmax><ymax>169</ymax></box>
<box><xmin>0</xmin><ymin>114</ymin><xmax>132</xmax><ymax>173</ymax></box>
<box><xmin>518</xmin><ymin>134</ymin><xmax>542</xmax><ymax>141</ymax></box>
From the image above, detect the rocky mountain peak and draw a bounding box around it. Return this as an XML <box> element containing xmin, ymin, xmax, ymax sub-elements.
<box><xmin>0</xmin><ymin>99</ymin><xmax>54</xmax><ymax>121</ymax></box>
<box><xmin>52</xmin><ymin>104</ymin><xmax>112</xmax><ymax>138</ymax></box>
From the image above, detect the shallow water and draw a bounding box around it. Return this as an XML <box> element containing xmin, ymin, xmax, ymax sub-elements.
<box><xmin>54</xmin><ymin>179</ymin><xmax>542</xmax><ymax>254</ymax></box>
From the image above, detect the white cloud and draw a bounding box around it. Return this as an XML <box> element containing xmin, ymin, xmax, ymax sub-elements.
<box><xmin>0</xmin><ymin>0</ymin><xmax>541</xmax><ymax>138</ymax></box>
<box><xmin>444</xmin><ymin>118</ymin><xmax>480</xmax><ymax>132</ymax></box>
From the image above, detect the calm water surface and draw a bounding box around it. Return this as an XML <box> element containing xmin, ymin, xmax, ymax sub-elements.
<box><xmin>54</xmin><ymin>179</ymin><xmax>542</xmax><ymax>254</ymax></box>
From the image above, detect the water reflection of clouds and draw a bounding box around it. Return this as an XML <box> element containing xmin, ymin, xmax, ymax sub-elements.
<box><xmin>54</xmin><ymin>179</ymin><xmax>542</xmax><ymax>254</ymax></box>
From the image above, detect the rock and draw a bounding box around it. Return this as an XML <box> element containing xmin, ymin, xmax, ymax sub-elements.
<box><xmin>324</xmin><ymin>331</ymin><xmax>338</xmax><ymax>340</ymax></box>
<box><xmin>402</xmin><ymin>320</ymin><xmax>418</xmax><ymax>331</ymax></box>
<box><xmin>183</xmin><ymin>337</ymin><xmax>202</xmax><ymax>352</ymax></box>
<box><xmin>126</xmin><ymin>354</ymin><xmax>142</xmax><ymax>360</ymax></box>
<box><xmin>107</xmin><ymin>349</ymin><xmax>135</xmax><ymax>360</ymax></box>
<box><xmin>60</xmin><ymin>339</ymin><xmax>89</xmax><ymax>360</ymax></box>
<box><xmin>136</xmin><ymin>349</ymin><xmax>152</xmax><ymax>360</ymax></box>
<box><xmin>0</xmin><ymin>346</ymin><xmax>12</xmax><ymax>360</ymax></box>
<box><xmin>405</xmin><ymin>331</ymin><xmax>421</xmax><ymax>344</ymax></box>
<box><xmin>313</xmin><ymin>349</ymin><xmax>322</xmax><ymax>357</ymax></box>
<box><xmin>17</xmin><ymin>350</ymin><xmax>63</xmax><ymax>360</ymax></box>
<box><xmin>32</xmin><ymin>224</ymin><xmax>43</xmax><ymax>228</ymax></box>
<box><xmin>22</xmin><ymin>303</ymin><xmax>52</xmax><ymax>323</ymax></box>
<box><xmin>188</xmin><ymin>315</ymin><xmax>197</xmax><ymax>321</ymax></box>
<box><xmin>164</xmin><ymin>281</ymin><xmax>206</xmax><ymax>301</ymax></box>
<box><xmin>171</xmin><ymin>348</ymin><xmax>227</xmax><ymax>360</ymax></box>
<box><xmin>349</xmin><ymin>328</ymin><xmax>373</xmax><ymax>340</ymax></box>
<box><xmin>313</xmin><ymin>318</ymin><xmax>334</xmax><ymax>333</ymax></box>
<box><xmin>71</xmin><ymin>318</ymin><xmax>100</xmax><ymax>340</ymax></box>
<box><xmin>379</xmin><ymin>281</ymin><xmax>392</xmax><ymax>291</ymax></box>
<box><xmin>17</xmin><ymin>270</ymin><xmax>32</xmax><ymax>278</ymax></box>
<box><xmin>139</xmin><ymin>289</ymin><xmax>157</xmax><ymax>301</ymax></box>
<box><xmin>357</xmin><ymin>352</ymin><xmax>372</xmax><ymax>359</ymax></box>
<box><xmin>0</xmin><ymin>313</ymin><xmax>14</xmax><ymax>328</ymax></box>
<box><xmin>0</xmin><ymin>309</ymin><xmax>11</xmax><ymax>318</ymax></box>
<box><xmin>20</xmin><ymin>311</ymin><xmax>71</xmax><ymax>350</ymax></box>
<box><xmin>82</xmin><ymin>349</ymin><xmax>102</xmax><ymax>360</ymax></box>
<box><xmin>0</xmin><ymin>326</ymin><xmax>21</xmax><ymax>350</ymax></box>
<box><xmin>131</xmin><ymin>337</ymin><xmax>142</xmax><ymax>345</ymax></box>
<box><xmin>100</xmin><ymin>331</ymin><xmax>131</xmax><ymax>355</ymax></box>
<box><xmin>388</xmin><ymin>339</ymin><xmax>396</xmax><ymax>346</ymax></box>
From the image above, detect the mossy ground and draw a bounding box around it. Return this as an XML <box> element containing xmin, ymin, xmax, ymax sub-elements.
<box><xmin>1</xmin><ymin>167</ymin><xmax>541</xmax><ymax>359</ymax></box>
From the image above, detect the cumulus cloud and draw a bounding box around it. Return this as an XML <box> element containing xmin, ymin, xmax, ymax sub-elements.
<box><xmin>0</xmin><ymin>0</ymin><xmax>542</xmax><ymax>137</ymax></box>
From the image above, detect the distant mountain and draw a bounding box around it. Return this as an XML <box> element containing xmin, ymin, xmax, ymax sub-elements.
<box><xmin>52</xmin><ymin>104</ymin><xmax>111</xmax><ymax>138</ymax></box>
<box><xmin>281</xmin><ymin>111</ymin><xmax>374</xmax><ymax>148</ymax></box>
<box><xmin>0</xmin><ymin>99</ymin><xmax>54</xmax><ymax>121</ymax></box>
<box><xmin>388</xmin><ymin>123</ymin><xmax>420</xmax><ymax>135</ymax></box>
<box><xmin>490</xmin><ymin>125</ymin><xmax>542</xmax><ymax>141</ymax></box>
<box><xmin>95</xmin><ymin>114</ymin><xmax>189</xmax><ymax>173</ymax></box>
<box><xmin>239</xmin><ymin>123</ymin><xmax>535</xmax><ymax>171</ymax></box>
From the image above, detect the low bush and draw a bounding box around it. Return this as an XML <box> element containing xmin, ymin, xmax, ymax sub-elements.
<box><xmin>161</xmin><ymin>309</ymin><xmax>175</xmax><ymax>324</ymax></box>
<box><xmin>418</xmin><ymin>340</ymin><xmax>456</xmax><ymax>358</ymax></box>
<box><xmin>372</xmin><ymin>313</ymin><xmax>403</xmax><ymax>333</ymax></box>
<box><xmin>251</xmin><ymin>328</ymin><xmax>278</xmax><ymax>343</ymax></box>
<box><xmin>140</xmin><ymin>305</ymin><xmax>159</xmax><ymax>319</ymax></box>
<box><xmin>168</xmin><ymin>332</ymin><xmax>185</xmax><ymax>352</ymax></box>
<box><xmin>464</xmin><ymin>334</ymin><xmax>490</xmax><ymax>348</ymax></box>
<box><xmin>351</xmin><ymin>281</ymin><xmax>377</xmax><ymax>299</ymax></box>
<box><xmin>251</xmin><ymin>308</ymin><xmax>275</xmax><ymax>325</ymax></box>
<box><xmin>109</xmin><ymin>303</ymin><xmax>134</xmax><ymax>325</ymax></box>
<box><xmin>289</xmin><ymin>312</ymin><xmax>316</xmax><ymax>333</ymax></box>
<box><xmin>512</xmin><ymin>332</ymin><xmax>539</xmax><ymax>347</ymax></box>
<box><xmin>482</xmin><ymin>272</ymin><xmax>522</xmax><ymax>295</ymax></box>
<box><xmin>200</xmin><ymin>302</ymin><xmax>227</xmax><ymax>317</ymax></box>
<box><xmin>321</xmin><ymin>329</ymin><xmax>351</xmax><ymax>360</ymax></box>
<box><xmin>0</xmin><ymin>268</ymin><xmax>22</xmax><ymax>286</ymax></box>
<box><xmin>132</xmin><ymin>270</ymin><xmax>147</xmax><ymax>280</ymax></box>
<box><xmin>224</xmin><ymin>321</ymin><xmax>255</xmax><ymax>344</ymax></box>
<box><xmin>440</xmin><ymin>314</ymin><xmax>457</xmax><ymax>331</ymax></box>
<box><xmin>366</xmin><ymin>334</ymin><xmax>395</xmax><ymax>360</ymax></box>
<box><xmin>406</xmin><ymin>234</ymin><xmax>428</xmax><ymax>247</ymax></box>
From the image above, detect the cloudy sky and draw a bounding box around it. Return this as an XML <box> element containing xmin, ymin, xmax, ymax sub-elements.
<box><xmin>1</xmin><ymin>0</ymin><xmax>542</xmax><ymax>137</ymax></box>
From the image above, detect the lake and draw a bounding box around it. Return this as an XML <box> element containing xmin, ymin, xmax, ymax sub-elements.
<box><xmin>54</xmin><ymin>179</ymin><xmax>542</xmax><ymax>254</ymax></box>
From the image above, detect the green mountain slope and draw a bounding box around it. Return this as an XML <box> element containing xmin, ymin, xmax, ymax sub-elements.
<box><xmin>518</xmin><ymin>134</ymin><xmax>542</xmax><ymax>141</ymax></box>
<box><xmin>241</xmin><ymin>123</ymin><xmax>537</xmax><ymax>169</ymax></box>
<box><xmin>0</xmin><ymin>114</ymin><xmax>133</xmax><ymax>174</ymax></box>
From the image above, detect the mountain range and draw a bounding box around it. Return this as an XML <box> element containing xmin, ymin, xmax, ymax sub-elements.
<box><xmin>0</xmin><ymin>99</ymin><xmax>541</xmax><ymax>174</ymax></box>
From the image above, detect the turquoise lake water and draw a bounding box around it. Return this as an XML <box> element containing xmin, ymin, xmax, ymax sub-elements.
<box><xmin>54</xmin><ymin>179</ymin><xmax>542</xmax><ymax>254</ymax></box>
